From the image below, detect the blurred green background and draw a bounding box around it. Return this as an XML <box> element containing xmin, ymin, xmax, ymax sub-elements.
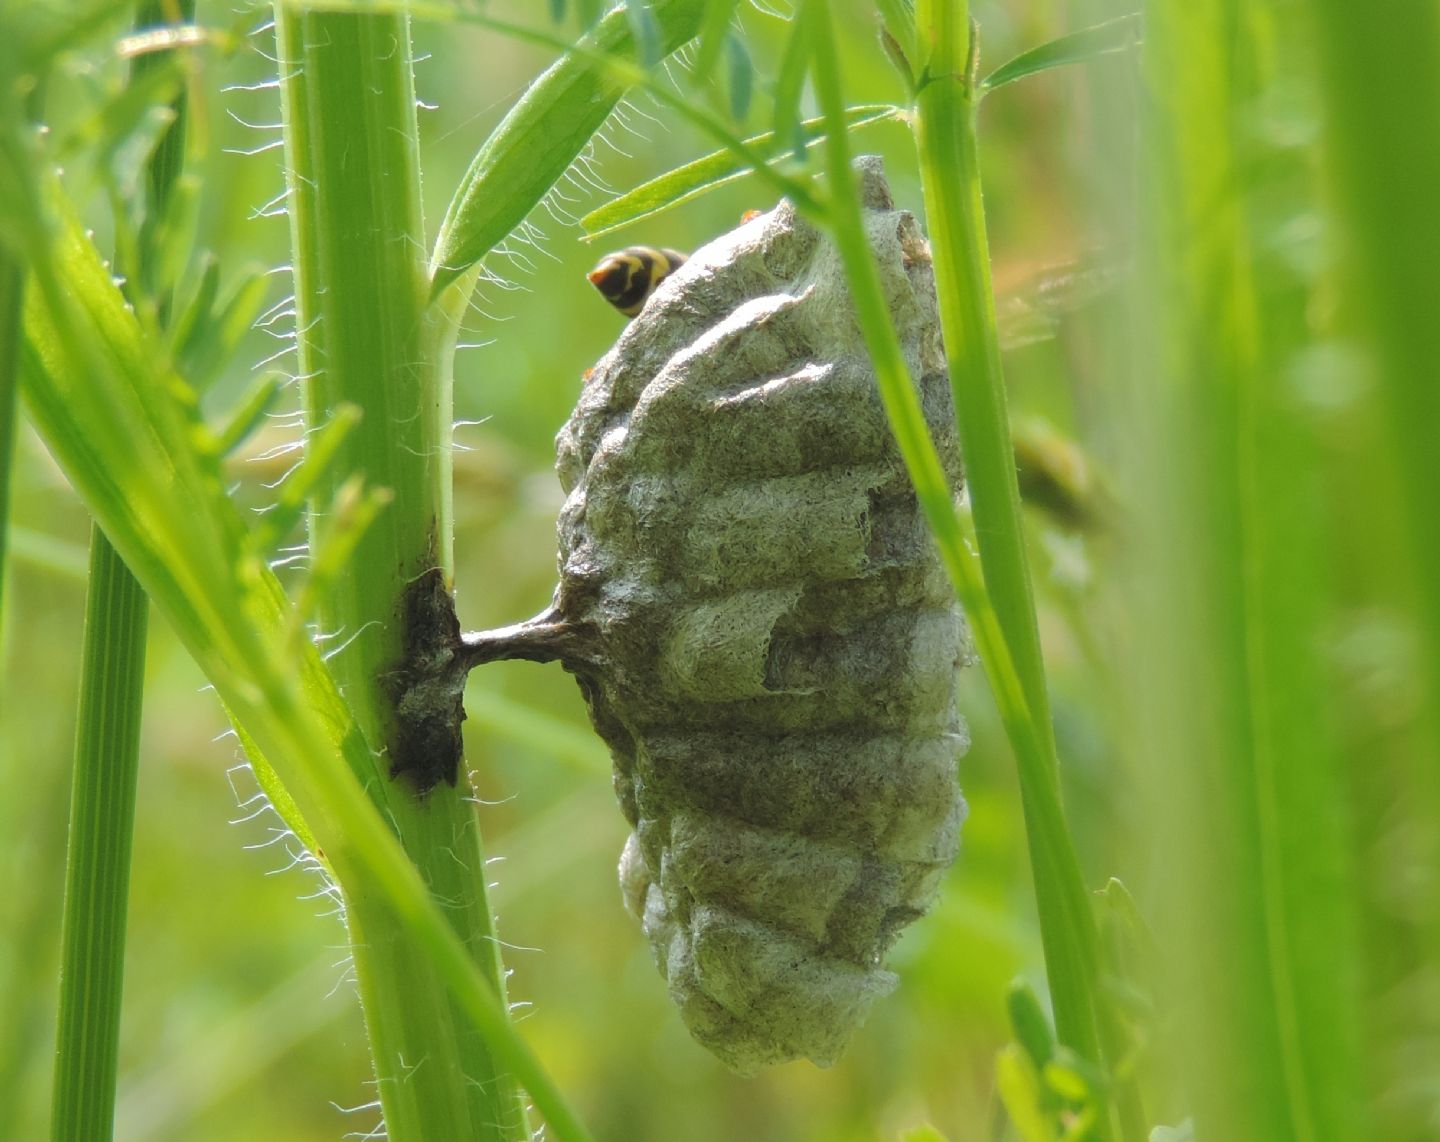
<box><xmin>4</xmin><ymin>0</ymin><xmax>1436</xmax><ymax>1139</ymax></box>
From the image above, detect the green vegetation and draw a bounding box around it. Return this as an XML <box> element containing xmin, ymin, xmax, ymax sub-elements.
<box><xmin>1</xmin><ymin>1</ymin><xmax>1435</xmax><ymax>1140</ymax></box>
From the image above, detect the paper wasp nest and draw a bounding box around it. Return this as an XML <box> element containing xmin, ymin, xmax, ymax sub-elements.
<box><xmin>554</xmin><ymin>157</ymin><xmax>968</xmax><ymax>1074</ymax></box>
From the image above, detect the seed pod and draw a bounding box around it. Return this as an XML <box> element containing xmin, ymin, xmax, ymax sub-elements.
<box><xmin>554</xmin><ymin>157</ymin><xmax>968</xmax><ymax>1074</ymax></box>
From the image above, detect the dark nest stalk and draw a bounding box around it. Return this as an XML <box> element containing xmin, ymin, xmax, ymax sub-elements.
<box><xmin>384</xmin><ymin>568</ymin><xmax>597</xmax><ymax>792</ymax></box>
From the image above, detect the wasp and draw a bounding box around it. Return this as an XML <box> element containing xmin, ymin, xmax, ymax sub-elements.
<box><xmin>587</xmin><ymin>245</ymin><xmax>688</xmax><ymax>317</ymax></box>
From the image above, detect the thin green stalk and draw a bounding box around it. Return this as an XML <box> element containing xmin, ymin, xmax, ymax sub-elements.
<box><xmin>274</xmin><ymin>6</ymin><xmax>529</xmax><ymax>1139</ymax></box>
<box><xmin>913</xmin><ymin>1</ymin><xmax>1057</xmax><ymax>770</ymax></box>
<box><xmin>904</xmin><ymin>0</ymin><xmax>1117</xmax><ymax>1111</ymax></box>
<box><xmin>48</xmin><ymin>529</ymin><xmax>149</xmax><ymax>1142</ymax></box>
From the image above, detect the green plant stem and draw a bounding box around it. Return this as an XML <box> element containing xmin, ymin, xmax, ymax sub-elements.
<box><xmin>812</xmin><ymin>0</ymin><xmax>1120</xmax><ymax>1133</ymax></box>
<box><xmin>48</xmin><ymin>530</ymin><xmax>148</xmax><ymax>1142</ymax></box>
<box><xmin>274</xmin><ymin>6</ymin><xmax>529</xmax><ymax>1139</ymax></box>
<box><xmin>913</xmin><ymin>0</ymin><xmax>1118</xmax><ymax>1098</ymax></box>
<box><xmin>913</xmin><ymin>4</ymin><xmax>1054</xmax><ymax>763</ymax></box>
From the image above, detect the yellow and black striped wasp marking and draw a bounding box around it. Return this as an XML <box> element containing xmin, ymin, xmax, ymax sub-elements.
<box><xmin>587</xmin><ymin>246</ymin><xmax>688</xmax><ymax>317</ymax></box>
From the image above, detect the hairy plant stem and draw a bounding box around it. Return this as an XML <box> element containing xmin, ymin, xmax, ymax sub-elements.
<box><xmin>274</xmin><ymin>7</ymin><xmax>526</xmax><ymax>1138</ymax></box>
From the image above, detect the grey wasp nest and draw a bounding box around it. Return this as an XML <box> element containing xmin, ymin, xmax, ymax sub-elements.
<box><xmin>549</xmin><ymin>157</ymin><xmax>969</xmax><ymax>1074</ymax></box>
<box><xmin>450</xmin><ymin>157</ymin><xmax>967</xmax><ymax>1073</ymax></box>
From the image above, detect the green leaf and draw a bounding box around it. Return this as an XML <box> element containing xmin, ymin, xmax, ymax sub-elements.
<box><xmin>996</xmin><ymin>1044</ymin><xmax>1054</xmax><ymax>1142</ymax></box>
<box><xmin>167</xmin><ymin>253</ymin><xmax>219</xmax><ymax>362</ymax></box>
<box><xmin>579</xmin><ymin>104</ymin><xmax>898</xmax><ymax>240</ymax></box>
<box><xmin>877</xmin><ymin>0</ymin><xmax>917</xmax><ymax>56</ymax></box>
<box><xmin>876</xmin><ymin>0</ymin><xmax>918</xmax><ymax>87</ymax></box>
<box><xmin>137</xmin><ymin>167</ymin><xmax>200</xmax><ymax>311</ymax></box>
<box><xmin>289</xmin><ymin>475</ymin><xmax>393</xmax><ymax>645</ymax></box>
<box><xmin>980</xmin><ymin>13</ymin><xmax>1141</xmax><ymax>95</ymax></box>
<box><xmin>1042</xmin><ymin>1057</ymin><xmax>1093</xmax><ymax>1104</ymax></box>
<box><xmin>690</xmin><ymin>0</ymin><xmax>742</xmax><ymax>83</ymax></box>
<box><xmin>9</xmin><ymin>0</ymin><xmax>140</xmax><ymax>79</ymax></box>
<box><xmin>627</xmin><ymin>0</ymin><xmax>661</xmax><ymax>66</ymax></box>
<box><xmin>549</xmin><ymin>0</ymin><xmax>566</xmax><ymax>23</ymax></box>
<box><xmin>1095</xmin><ymin>876</ymin><xmax>1150</xmax><ymax>953</ymax></box>
<box><xmin>724</xmin><ymin>29</ymin><xmax>753</xmax><ymax>120</ymax></box>
<box><xmin>772</xmin><ymin>5</ymin><xmax>815</xmax><ymax>159</ymax></box>
<box><xmin>214</xmin><ymin>371</ymin><xmax>284</xmax><ymax>457</ymax></box>
<box><xmin>60</xmin><ymin>53</ymin><xmax>183</xmax><ymax>169</ymax></box>
<box><xmin>1007</xmin><ymin>980</ymin><xmax>1057</xmax><ymax>1071</ymax></box>
<box><xmin>250</xmin><ymin>403</ymin><xmax>363</xmax><ymax>554</ymax></box>
<box><xmin>428</xmin><ymin>0</ymin><xmax>708</xmax><ymax>293</ymax></box>
<box><xmin>172</xmin><ymin>261</ymin><xmax>268</xmax><ymax>392</ymax></box>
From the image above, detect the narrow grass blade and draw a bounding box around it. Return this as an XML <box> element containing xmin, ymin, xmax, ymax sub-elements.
<box><xmin>172</xmin><ymin>262</ymin><xmax>270</xmax><ymax>392</ymax></box>
<box><xmin>808</xmin><ymin>12</ymin><xmax>1118</xmax><ymax>1137</ymax></box>
<box><xmin>248</xmin><ymin>402</ymin><xmax>362</xmax><ymax>554</ymax></box>
<box><xmin>1008</xmin><ymin>980</ymin><xmax>1057</xmax><ymax>1071</ymax></box>
<box><xmin>60</xmin><ymin>53</ymin><xmax>183</xmax><ymax>168</ymax></box>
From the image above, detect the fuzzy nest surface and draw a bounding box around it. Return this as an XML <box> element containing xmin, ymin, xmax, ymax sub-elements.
<box><xmin>553</xmin><ymin>157</ymin><xmax>969</xmax><ymax>1074</ymax></box>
